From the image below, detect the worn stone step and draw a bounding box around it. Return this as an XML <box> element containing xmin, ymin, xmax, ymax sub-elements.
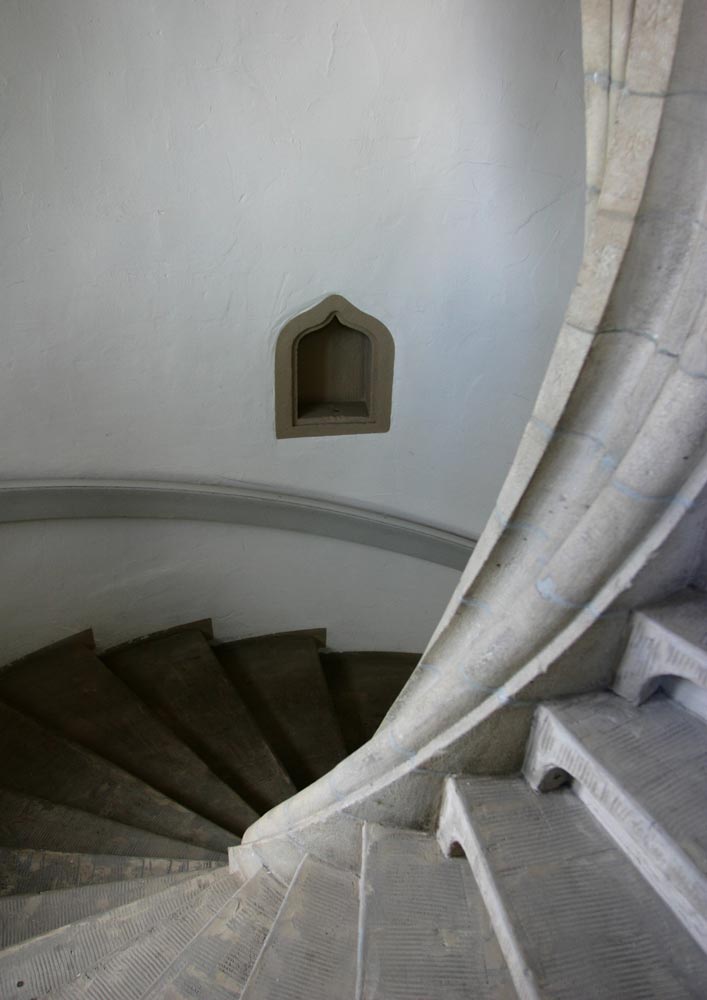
<box><xmin>215</xmin><ymin>634</ymin><xmax>347</xmax><ymax>789</ymax></box>
<box><xmin>358</xmin><ymin>823</ymin><xmax>514</xmax><ymax>999</ymax></box>
<box><xmin>0</xmin><ymin>700</ymin><xmax>233</xmax><ymax>855</ymax></box>
<box><xmin>438</xmin><ymin>776</ymin><xmax>707</xmax><ymax>999</ymax></box>
<box><xmin>523</xmin><ymin>692</ymin><xmax>707</xmax><ymax>951</ymax></box>
<box><xmin>51</xmin><ymin>868</ymin><xmax>243</xmax><ymax>999</ymax></box>
<box><xmin>0</xmin><ymin>869</ymin><xmax>202</xmax><ymax>949</ymax></box>
<box><xmin>0</xmin><ymin>847</ymin><xmax>220</xmax><ymax>897</ymax></box>
<box><xmin>320</xmin><ymin>651</ymin><xmax>419</xmax><ymax>752</ymax></box>
<box><xmin>0</xmin><ymin>636</ymin><xmax>256</xmax><ymax>835</ymax></box>
<box><xmin>139</xmin><ymin>867</ymin><xmax>289</xmax><ymax>998</ymax></box>
<box><xmin>0</xmin><ymin>867</ymin><xmax>232</xmax><ymax>999</ymax></box>
<box><xmin>0</xmin><ymin>788</ymin><xmax>225</xmax><ymax>862</ymax></box>
<box><xmin>613</xmin><ymin>589</ymin><xmax>707</xmax><ymax>705</ymax></box>
<box><xmin>241</xmin><ymin>854</ymin><xmax>359</xmax><ymax>1000</ymax></box>
<box><xmin>104</xmin><ymin>629</ymin><xmax>293</xmax><ymax>815</ymax></box>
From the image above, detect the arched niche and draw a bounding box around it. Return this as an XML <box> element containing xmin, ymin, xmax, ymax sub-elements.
<box><xmin>275</xmin><ymin>295</ymin><xmax>394</xmax><ymax>438</ymax></box>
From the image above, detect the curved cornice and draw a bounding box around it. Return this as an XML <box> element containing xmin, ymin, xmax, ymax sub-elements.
<box><xmin>0</xmin><ymin>478</ymin><xmax>475</xmax><ymax>570</ymax></box>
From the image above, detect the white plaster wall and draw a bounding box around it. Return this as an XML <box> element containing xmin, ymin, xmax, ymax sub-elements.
<box><xmin>0</xmin><ymin>520</ymin><xmax>459</xmax><ymax>663</ymax></box>
<box><xmin>0</xmin><ymin>0</ymin><xmax>585</xmax><ymax>538</ymax></box>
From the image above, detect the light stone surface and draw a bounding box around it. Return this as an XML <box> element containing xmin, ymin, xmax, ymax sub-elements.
<box><xmin>523</xmin><ymin>692</ymin><xmax>707</xmax><ymax>951</ymax></box>
<box><xmin>0</xmin><ymin>868</ymin><xmax>231</xmax><ymax>999</ymax></box>
<box><xmin>357</xmin><ymin>823</ymin><xmax>514</xmax><ymax>999</ymax></box>
<box><xmin>52</xmin><ymin>869</ymin><xmax>243</xmax><ymax>999</ymax></box>
<box><xmin>0</xmin><ymin>869</ymin><xmax>200</xmax><ymax>949</ymax></box>
<box><xmin>613</xmin><ymin>590</ymin><xmax>707</xmax><ymax>703</ymax></box>
<box><xmin>141</xmin><ymin>868</ymin><xmax>288</xmax><ymax>999</ymax></box>
<box><xmin>438</xmin><ymin>775</ymin><xmax>707</xmax><ymax>999</ymax></box>
<box><xmin>241</xmin><ymin>855</ymin><xmax>359</xmax><ymax>1000</ymax></box>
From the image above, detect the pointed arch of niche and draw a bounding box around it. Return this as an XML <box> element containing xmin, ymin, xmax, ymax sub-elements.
<box><xmin>275</xmin><ymin>294</ymin><xmax>395</xmax><ymax>438</ymax></box>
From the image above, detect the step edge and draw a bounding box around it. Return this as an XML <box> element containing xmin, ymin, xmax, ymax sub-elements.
<box><xmin>437</xmin><ymin>778</ymin><xmax>542</xmax><ymax>1000</ymax></box>
<box><xmin>523</xmin><ymin>704</ymin><xmax>707</xmax><ymax>953</ymax></box>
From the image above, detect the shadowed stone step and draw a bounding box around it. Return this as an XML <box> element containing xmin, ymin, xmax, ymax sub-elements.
<box><xmin>241</xmin><ymin>855</ymin><xmax>359</xmax><ymax>1000</ymax></box>
<box><xmin>139</xmin><ymin>867</ymin><xmax>289</xmax><ymax>998</ymax></box>
<box><xmin>104</xmin><ymin>630</ymin><xmax>294</xmax><ymax>814</ymax></box>
<box><xmin>0</xmin><ymin>700</ymin><xmax>233</xmax><ymax>854</ymax></box>
<box><xmin>0</xmin><ymin>867</ymin><xmax>232</xmax><ymax>999</ymax></box>
<box><xmin>216</xmin><ymin>635</ymin><xmax>347</xmax><ymax>789</ymax></box>
<box><xmin>613</xmin><ymin>590</ymin><xmax>707</xmax><ymax>705</ymax></box>
<box><xmin>51</xmin><ymin>868</ymin><xmax>243</xmax><ymax>999</ymax></box>
<box><xmin>0</xmin><ymin>789</ymin><xmax>226</xmax><ymax>861</ymax></box>
<box><xmin>438</xmin><ymin>776</ymin><xmax>707</xmax><ymax>999</ymax></box>
<box><xmin>358</xmin><ymin>823</ymin><xmax>514</xmax><ymax>999</ymax></box>
<box><xmin>320</xmin><ymin>651</ymin><xmax>419</xmax><ymax>752</ymax></box>
<box><xmin>0</xmin><ymin>636</ymin><xmax>257</xmax><ymax>834</ymax></box>
<box><xmin>0</xmin><ymin>869</ymin><xmax>201</xmax><ymax>948</ymax></box>
<box><xmin>0</xmin><ymin>847</ymin><xmax>220</xmax><ymax>897</ymax></box>
<box><xmin>523</xmin><ymin>692</ymin><xmax>707</xmax><ymax>951</ymax></box>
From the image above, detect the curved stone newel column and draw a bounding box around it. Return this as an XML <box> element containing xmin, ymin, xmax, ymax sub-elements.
<box><xmin>241</xmin><ymin>0</ymin><xmax>707</xmax><ymax>861</ymax></box>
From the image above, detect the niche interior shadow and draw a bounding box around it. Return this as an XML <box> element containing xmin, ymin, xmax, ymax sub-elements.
<box><xmin>275</xmin><ymin>295</ymin><xmax>394</xmax><ymax>439</ymax></box>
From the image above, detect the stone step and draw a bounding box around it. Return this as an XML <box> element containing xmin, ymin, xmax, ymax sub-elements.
<box><xmin>241</xmin><ymin>854</ymin><xmax>359</xmax><ymax>1000</ymax></box>
<box><xmin>215</xmin><ymin>635</ymin><xmax>347</xmax><ymax>789</ymax></box>
<box><xmin>613</xmin><ymin>589</ymin><xmax>707</xmax><ymax>704</ymax></box>
<box><xmin>0</xmin><ymin>869</ymin><xmax>201</xmax><ymax>949</ymax></box>
<box><xmin>357</xmin><ymin>823</ymin><xmax>514</xmax><ymax>999</ymax></box>
<box><xmin>438</xmin><ymin>776</ymin><xmax>707</xmax><ymax>999</ymax></box>
<box><xmin>0</xmin><ymin>847</ymin><xmax>220</xmax><ymax>897</ymax></box>
<box><xmin>0</xmin><ymin>700</ymin><xmax>233</xmax><ymax>854</ymax></box>
<box><xmin>320</xmin><ymin>651</ymin><xmax>419</xmax><ymax>752</ymax></box>
<box><xmin>104</xmin><ymin>629</ymin><xmax>293</xmax><ymax>815</ymax></box>
<box><xmin>0</xmin><ymin>867</ymin><xmax>232</xmax><ymax>999</ymax></box>
<box><xmin>0</xmin><ymin>788</ymin><xmax>226</xmax><ymax>861</ymax></box>
<box><xmin>51</xmin><ymin>868</ymin><xmax>243</xmax><ymax>999</ymax></box>
<box><xmin>523</xmin><ymin>692</ymin><xmax>707</xmax><ymax>951</ymax></box>
<box><xmin>139</xmin><ymin>867</ymin><xmax>289</xmax><ymax>998</ymax></box>
<box><xmin>0</xmin><ymin>637</ymin><xmax>256</xmax><ymax>835</ymax></box>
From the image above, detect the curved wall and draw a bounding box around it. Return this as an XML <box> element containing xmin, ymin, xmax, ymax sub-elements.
<box><xmin>0</xmin><ymin>0</ymin><xmax>584</xmax><ymax>538</ymax></box>
<box><xmin>0</xmin><ymin>518</ymin><xmax>460</xmax><ymax>663</ymax></box>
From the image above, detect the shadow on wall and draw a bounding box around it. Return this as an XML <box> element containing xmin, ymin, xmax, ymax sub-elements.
<box><xmin>0</xmin><ymin>518</ymin><xmax>460</xmax><ymax>664</ymax></box>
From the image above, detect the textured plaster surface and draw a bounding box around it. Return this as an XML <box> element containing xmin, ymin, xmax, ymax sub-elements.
<box><xmin>0</xmin><ymin>519</ymin><xmax>458</xmax><ymax>663</ymax></box>
<box><xmin>0</xmin><ymin>0</ymin><xmax>584</xmax><ymax>536</ymax></box>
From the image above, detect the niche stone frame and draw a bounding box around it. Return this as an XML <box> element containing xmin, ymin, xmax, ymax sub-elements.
<box><xmin>275</xmin><ymin>295</ymin><xmax>394</xmax><ymax>439</ymax></box>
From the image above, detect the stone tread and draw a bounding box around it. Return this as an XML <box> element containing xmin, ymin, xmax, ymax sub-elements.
<box><xmin>614</xmin><ymin>591</ymin><xmax>707</xmax><ymax>702</ymax></box>
<box><xmin>0</xmin><ymin>847</ymin><xmax>220</xmax><ymax>897</ymax></box>
<box><xmin>0</xmin><ymin>869</ymin><xmax>201</xmax><ymax>949</ymax></box>
<box><xmin>139</xmin><ymin>867</ymin><xmax>289</xmax><ymax>998</ymax></box>
<box><xmin>320</xmin><ymin>651</ymin><xmax>419</xmax><ymax>752</ymax></box>
<box><xmin>534</xmin><ymin>693</ymin><xmax>707</xmax><ymax>876</ymax></box>
<box><xmin>635</xmin><ymin>590</ymin><xmax>707</xmax><ymax>650</ymax></box>
<box><xmin>0</xmin><ymin>699</ymin><xmax>233</xmax><ymax>854</ymax></box>
<box><xmin>452</xmin><ymin>776</ymin><xmax>707</xmax><ymax>999</ymax></box>
<box><xmin>215</xmin><ymin>635</ymin><xmax>347</xmax><ymax>789</ymax></box>
<box><xmin>0</xmin><ymin>788</ymin><xmax>226</xmax><ymax>861</ymax></box>
<box><xmin>0</xmin><ymin>640</ymin><xmax>256</xmax><ymax>835</ymax></box>
<box><xmin>52</xmin><ymin>869</ymin><xmax>243</xmax><ymax>999</ymax></box>
<box><xmin>358</xmin><ymin>824</ymin><xmax>514</xmax><ymax>1000</ymax></box>
<box><xmin>241</xmin><ymin>854</ymin><xmax>359</xmax><ymax>1000</ymax></box>
<box><xmin>0</xmin><ymin>868</ymin><xmax>232</xmax><ymax>998</ymax></box>
<box><xmin>104</xmin><ymin>630</ymin><xmax>293</xmax><ymax>816</ymax></box>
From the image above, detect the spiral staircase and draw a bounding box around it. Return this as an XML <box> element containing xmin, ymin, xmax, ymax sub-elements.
<box><xmin>2</xmin><ymin>0</ymin><xmax>707</xmax><ymax>995</ymax></box>
<box><xmin>0</xmin><ymin>592</ymin><xmax>705</xmax><ymax>998</ymax></box>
